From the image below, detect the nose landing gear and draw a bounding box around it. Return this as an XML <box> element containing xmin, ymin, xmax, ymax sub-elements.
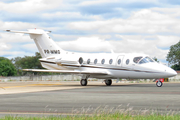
<box><xmin>156</xmin><ymin>80</ymin><xmax>163</xmax><ymax>87</ymax></box>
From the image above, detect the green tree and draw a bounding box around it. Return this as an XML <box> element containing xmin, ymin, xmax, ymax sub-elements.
<box><xmin>166</xmin><ymin>41</ymin><xmax>180</xmax><ymax>70</ymax></box>
<box><xmin>153</xmin><ymin>57</ymin><xmax>159</xmax><ymax>63</ymax></box>
<box><xmin>171</xmin><ymin>64</ymin><xmax>180</xmax><ymax>70</ymax></box>
<box><xmin>12</xmin><ymin>52</ymin><xmax>59</xmax><ymax>75</ymax></box>
<box><xmin>0</xmin><ymin>57</ymin><xmax>17</xmax><ymax>76</ymax></box>
<box><xmin>11</xmin><ymin>52</ymin><xmax>43</xmax><ymax>76</ymax></box>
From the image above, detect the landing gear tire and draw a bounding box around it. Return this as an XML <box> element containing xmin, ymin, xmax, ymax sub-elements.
<box><xmin>80</xmin><ymin>79</ymin><xmax>87</xmax><ymax>86</ymax></box>
<box><xmin>105</xmin><ymin>79</ymin><xmax>112</xmax><ymax>86</ymax></box>
<box><xmin>156</xmin><ymin>81</ymin><xmax>163</xmax><ymax>87</ymax></box>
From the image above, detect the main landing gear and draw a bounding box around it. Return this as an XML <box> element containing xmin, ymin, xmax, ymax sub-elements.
<box><xmin>80</xmin><ymin>74</ymin><xmax>113</xmax><ymax>86</ymax></box>
<box><xmin>80</xmin><ymin>79</ymin><xmax>113</xmax><ymax>86</ymax></box>
<box><xmin>105</xmin><ymin>79</ymin><xmax>112</xmax><ymax>86</ymax></box>
<box><xmin>80</xmin><ymin>75</ymin><xmax>89</xmax><ymax>86</ymax></box>
<box><xmin>80</xmin><ymin>79</ymin><xmax>88</xmax><ymax>86</ymax></box>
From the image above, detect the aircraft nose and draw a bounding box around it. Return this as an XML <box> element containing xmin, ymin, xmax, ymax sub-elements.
<box><xmin>166</xmin><ymin>67</ymin><xmax>177</xmax><ymax>77</ymax></box>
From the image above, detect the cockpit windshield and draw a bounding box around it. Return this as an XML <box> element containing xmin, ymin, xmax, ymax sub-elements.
<box><xmin>139</xmin><ymin>57</ymin><xmax>154</xmax><ymax>64</ymax></box>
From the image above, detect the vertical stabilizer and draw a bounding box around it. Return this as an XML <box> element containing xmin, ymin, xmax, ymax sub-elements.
<box><xmin>6</xmin><ymin>29</ymin><xmax>65</xmax><ymax>58</ymax></box>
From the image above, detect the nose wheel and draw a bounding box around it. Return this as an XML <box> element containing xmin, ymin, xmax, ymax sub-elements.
<box><xmin>156</xmin><ymin>80</ymin><xmax>163</xmax><ymax>87</ymax></box>
<box><xmin>80</xmin><ymin>79</ymin><xmax>88</xmax><ymax>86</ymax></box>
<box><xmin>105</xmin><ymin>79</ymin><xmax>112</xmax><ymax>86</ymax></box>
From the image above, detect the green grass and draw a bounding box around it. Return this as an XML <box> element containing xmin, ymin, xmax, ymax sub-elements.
<box><xmin>1</xmin><ymin>113</ymin><xmax>180</xmax><ymax>120</ymax></box>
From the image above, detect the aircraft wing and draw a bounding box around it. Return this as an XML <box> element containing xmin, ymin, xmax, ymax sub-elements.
<box><xmin>23</xmin><ymin>69</ymin><xmax>109</xmax><ymax>75</ymax></box>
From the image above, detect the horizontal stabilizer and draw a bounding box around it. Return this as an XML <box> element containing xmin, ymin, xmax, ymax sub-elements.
<box><xmin>6</xmin><ymin>30</ymin><xmax>43</xmax><ymax>35</ymax></box>
<box><xmin>5</xmin><ymin>29</ymin><xmax>51</xmax><ymax>35</ymax></box>
<box><xmin>23</xmin><ymin>69</ymin><xmax>109</xmax><ymax>75</ymax></box>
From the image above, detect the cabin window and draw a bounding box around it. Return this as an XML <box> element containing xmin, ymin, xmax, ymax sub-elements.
<box><xmin>87</xmin><ymin>59</ymin><xmax>90</xmax><ymax>64</ymax></box>
<box><xmin>109</xmin><ymin>59</ymin><xmax>113</xmax><ymax>64</ymax></box>
<box><xmin>133</xmin><ymin>57</ymin><xmax>142</xmax><ymax>63</ymax></box>
<box><xmin>101</xmin><ymin>59</ymin><xmax>105</xmax><ymax>64</ymax></box>
<box><xmin>79</xmin><ymin>57</ymin><xmax>83</xmax><ymax>64</ymax></box>
<box><xmin>94</xmin><ymin>59</ymin><xmax>98</xmax><ymax>64</ymax></box>
<box><xmin>117</xmin><ymin>59</ymin><xmax>121</xmax><ymax>65</ymax></box>
<box><xmin>126</xmin><ymin>59</ymin><xmax>129</xmax><ymax>65</ymax></box>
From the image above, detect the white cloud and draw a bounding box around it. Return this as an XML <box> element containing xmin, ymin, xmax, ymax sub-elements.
<box><xmin>109</xmin><ymin>39</ymin><xmax>168</xmax><ymax>60</ymax></box>
<box><xmin>0</xmin><ymin>42</ymin><xmax>10</xmax><ymax>50</ymax></box>
<box><xmin>80</xmin><ymin>0</ymin><xmax>118</xmax><ymax>6</ymax></box>
<box><xmin>0</xmin><ymin>0</ymin><xmax>63</xmax><ymax>14</ymax></box>
<box><xmin>57</xmin><ymin>37</ymin><xmax>112</xmax><ymax>52</ymax></box>
<box><xmin>0</xmin><ymin>33</ymin><xmax>32</xmax><ymax>43</ymax></box>
<box><xmin>0</xmin><ymin>28</ymin><xmax>38</xmax><ymax>58</ymax></box>
<box><xmin>68</xmin><ymin>9</ymin><xmax>180</xmax><ymax>34</ymax></box>
<box><xmin>152</xmin><ymin>7</ymin><xmax>180</xmax><ymax>17</ymax></box>
<box><xmin>156</xmin><ymin>35</ymin><xmax>179</xmax><ymax>48</ymax></box>
<box><xmin>57</xmin><ymin>35</ymin><xmax>168</xmax><ymax>60</ymax></box>
<box><xmin>0</xmin><ymin>51</ymin><xmax>26</xmax><ymax>58</ymax></box>
<box><xmin>0</xmin><ymin>21</ymin><xmax>39</xmax><ymax>30</ymax></box>
<box><xmin>80</xmin><ymin>0</ymin><xmax>158</xmax><ymax>6</ymax></box>
<box><xmin>116</xmin><ymin>34</ymin><xmax>180</xmax><ymax>48</ymax></box>
<box><xmin>42</xmin><ymin>12</ymin><xmax>103</xmax><ymax>21</ymax></box>
<box><xmin>22</xmin><ymin>43</ymin><xmax>37</xmax><ymax>52</ymax></box>
<box><xmin>42</xmin><ymin>12</ymin><xmax>82</xmax><ymax>18</ymax></box>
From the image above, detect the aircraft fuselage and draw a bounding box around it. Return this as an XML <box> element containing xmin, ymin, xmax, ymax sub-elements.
<box><xmin>40</xmin><ymin>52</ymin><xmax>176</xmax><ymax>79</ymax></box>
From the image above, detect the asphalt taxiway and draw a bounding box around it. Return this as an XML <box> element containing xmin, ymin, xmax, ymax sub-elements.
<box><xmin>0</xmin><ymin>81</ymin><xmax>180</xmax><ymax>116</ymax></box>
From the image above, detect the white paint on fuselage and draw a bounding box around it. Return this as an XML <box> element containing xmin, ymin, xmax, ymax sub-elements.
<box><xmin>40</xmin><ymin>52</ymin><xmax>177</xmax><ymax>79</ymax></box>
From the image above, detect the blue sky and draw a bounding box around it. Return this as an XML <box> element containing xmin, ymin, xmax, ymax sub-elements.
<box><xmin>0</xmin><ymin>0</ymin><xmax>180</xmax><ymax>65</ymax></box>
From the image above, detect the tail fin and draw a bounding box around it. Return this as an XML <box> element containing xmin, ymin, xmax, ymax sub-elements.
<box><xmin>6</xmin><ymin>29</ymin><xmax>65</xmax><ymax>58</ymax></box>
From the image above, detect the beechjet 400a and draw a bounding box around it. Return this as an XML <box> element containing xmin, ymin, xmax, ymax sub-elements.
<box><xmin>6</xmin><ymin>29</ymin><xmax>177</xmax><ymax>87</ymax></box>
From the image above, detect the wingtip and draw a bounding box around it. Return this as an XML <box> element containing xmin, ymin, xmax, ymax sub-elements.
<box><xmin>5</xmin><ymin>30</ymin><xmax>11</xmax><ymax>32</ymax></box>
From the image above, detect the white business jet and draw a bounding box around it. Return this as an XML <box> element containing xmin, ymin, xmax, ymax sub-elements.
<box><xmin>6</xmin><ymin>29</ymin><xmax>177</xmax><ymax>87</ymax></box>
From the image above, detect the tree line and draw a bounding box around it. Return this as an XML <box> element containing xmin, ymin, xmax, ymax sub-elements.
<box><xmin>1</xmin><ymin>41</ymin><xmax>180</xmax><ymax>76</ymax></box>
<box><xmin>0</xmin><ymin>52</ymin><xmax>59</xmax><ymax>76</ymax></box>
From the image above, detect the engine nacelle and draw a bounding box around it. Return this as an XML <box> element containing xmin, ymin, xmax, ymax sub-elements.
<box><xmin>56</xmin><ymin>56</ymin><xmax>83</xmax><ymax>67</ymax></box>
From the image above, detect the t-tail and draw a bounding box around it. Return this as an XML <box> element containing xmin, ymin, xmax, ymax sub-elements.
<box><xmin>6</xmin><ymin>29</ymin><xmax>65</xmax><ymax>58</ymax></box>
